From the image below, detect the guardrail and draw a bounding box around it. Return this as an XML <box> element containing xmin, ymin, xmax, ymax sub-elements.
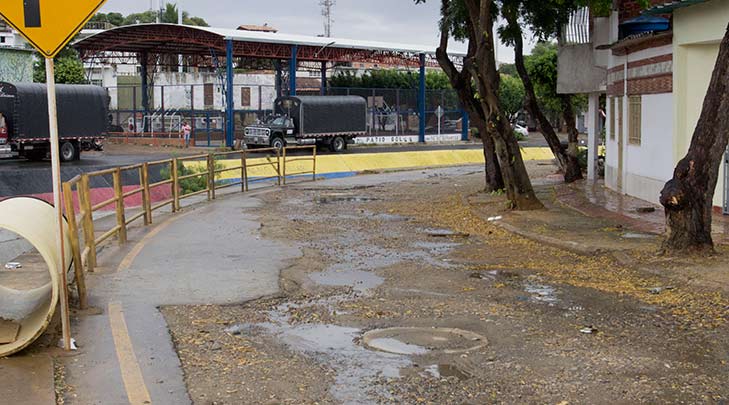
<box><xmin>61</xmin><ymin>146</ymin><xmax>316</xmax><ymax>309</ymax></box>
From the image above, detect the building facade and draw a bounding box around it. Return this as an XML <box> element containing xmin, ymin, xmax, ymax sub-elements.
<box><xmin>559</xmin><ymin>0</ymin><xmax>728</xmax><ymax>213</ymax></box>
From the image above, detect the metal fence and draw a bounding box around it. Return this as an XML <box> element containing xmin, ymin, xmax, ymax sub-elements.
<box><xmin>106</xmin><ymin>83</ymin><xmax>467</xmax><ymax>146</ymax></box>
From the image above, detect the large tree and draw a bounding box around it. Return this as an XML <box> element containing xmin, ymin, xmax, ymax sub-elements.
<box><xmin>660</xmin><ymin>24</ymin><xmax>729</xmax><ymax>253</ymax></box>
<box><xmin>424</xmin><ymin>0</ymin><xmax>540</xmax><ymax>208</ymax></box>
<box><xmin>500</xmin><ymin>0</ymin><xmax>583</xmax><ymax>183</ymax></box>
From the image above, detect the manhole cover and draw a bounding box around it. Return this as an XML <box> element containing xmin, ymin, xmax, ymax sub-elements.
<box><xmin>362</xmin><ymin>327</ymin><xmax>487</xmax><ymax>355</ymax></box>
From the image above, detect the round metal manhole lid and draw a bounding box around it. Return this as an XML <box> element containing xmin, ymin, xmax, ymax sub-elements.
<box><xmin>362</xmin><ymin>327</ymin><xmax>487</xmax><ymax>355</ymax></box>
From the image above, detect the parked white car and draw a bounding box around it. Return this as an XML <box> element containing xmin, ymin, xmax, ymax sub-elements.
<box><xmin>513</xmin><ymin>123</ymin><xmax>529</xmax><ymax>139</ymax></box>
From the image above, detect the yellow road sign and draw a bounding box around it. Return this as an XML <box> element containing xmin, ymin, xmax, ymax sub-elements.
<box><xmin>0</xmin><ymin>0</ymin><xmax>107</xmax><ymax>58</ymax></box>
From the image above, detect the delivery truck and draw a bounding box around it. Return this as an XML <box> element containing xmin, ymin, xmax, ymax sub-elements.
<box><xmin>243</xmin><ymin>96</ymin><xmax>367</xmax><ymax>152</ymax></box>
<box><xmin>0</xmin><ymin>82</ymin><xmax>109</xmax><ymax>161</ymax></box>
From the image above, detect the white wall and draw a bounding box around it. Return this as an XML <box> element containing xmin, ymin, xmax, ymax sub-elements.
<box><xmin>624</xmin><ymin>94</ymin><xmax>675</xmax><ymax>204</ymax></box>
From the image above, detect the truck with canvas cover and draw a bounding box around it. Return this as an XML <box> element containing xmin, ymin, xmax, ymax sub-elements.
<box><xmin>243</xmin><ymin>96</ymin><xmax>367</xmax><ymax>153</ymax></box>
<box><xmin>0</xmin><ymin>82</ymin><xmax>109</xmax><ymax>161</ymax></box>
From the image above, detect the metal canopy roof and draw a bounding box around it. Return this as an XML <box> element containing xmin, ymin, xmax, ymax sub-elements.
<box><xmin>644</xmin><ymin>0</ymin><xmax>710</xmax><ymax>15</ymax></box>
<box><xmin>74</xmin><ymin>23</ymin><xmax>465</xmax><ymax>67</ymax></box>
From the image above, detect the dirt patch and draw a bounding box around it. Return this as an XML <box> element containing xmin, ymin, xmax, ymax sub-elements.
<box><xmin>163</xmin><ymin>162</ymin><xmax>729</xmax><ymax>403</ymax></box>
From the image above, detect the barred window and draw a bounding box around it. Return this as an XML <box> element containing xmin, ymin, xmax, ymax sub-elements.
<box><xmin>628</xmin><ymin>96</ymin><xmax>642</xmax><ymax>145</ymax></box>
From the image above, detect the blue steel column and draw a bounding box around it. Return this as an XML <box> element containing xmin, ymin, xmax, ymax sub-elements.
<box><xmin>225</xmin><ymin>39</ymin><xmax>234</xmax><ymax>148</ymax></box>
<box><xmin>289</xmin><ymin>45</ymin><xmax>298</xmax><ymax>96</ymax></box>
<box><xmin>461</xmin><ymin>109</ymin><xmax>470</xmax><ymax>141</ymax></box>
<box><xmin>140</xmin><ymin>51</ymin><xmax>149</xmax><ymax>132</ymax></box>
<box><xmin>418</xmin><ymin>53</ymin><xmax>426</xmax><ymax>143</ymax></box>
<box><xmin>320</xmin><ymin>62</ymin><xmax>327</xmax><ymax>96</ymax></box>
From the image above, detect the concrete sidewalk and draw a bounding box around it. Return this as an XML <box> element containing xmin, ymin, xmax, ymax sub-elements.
<box><xmin>469</xmin><ymin>178</ymin><xmax>728</xmax><ymax>257</ymax></box>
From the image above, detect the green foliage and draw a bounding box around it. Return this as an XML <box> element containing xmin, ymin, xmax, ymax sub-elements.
<box><xmin>499</xmin><ymin>63</ymin><xmax>518</xmax><ymax>76</ymax></box>
<box><xmin>90</xmin><ymin>2</ymin><xmax>209</xmax><ymax>27</ymax></box>
<box><xmin>524</xmin><ymin>42</ymin><xmax>561</xmax><ymax>115</ymax></box>
<box><xmin>33</xmin><ymin>48</ymin><xmax>87</xmax><ymax>84</ymax></box>
<box><xmin>499</xmin><ymin>74</ymin><xmax>525</xmax><ymax>120</ymax></box>
<box><xmin>161</xmin><ymin>160</ymin><xmax>224</xmax><ymax>195</ymax></box>
<box><xmin>514</xmin><ymin>130</ymin><xmax>526</xmax><ymax>141</ymax></box>
<box><xmin>329</xmin><ymin>69</ymin><xmax>452</xmax><ymax>90</ymax></box>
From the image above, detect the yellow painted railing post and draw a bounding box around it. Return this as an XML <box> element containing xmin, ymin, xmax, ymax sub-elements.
<box><xmin>62</xmin><ymin>181</ymin><xmax>87</xmax><ymax>310</ymax></box>
<box><xmin>141</xmin><ymin>163</ymin><xmax>152</xmax><ymax>225</ymax></box>
<box><xmin>282</xmin><ymin>147</ymin><xmax>287</xmax><ymax>185</ymax></box>
<box><xmin>312</xmin><ymin>146</ymin><xmax>317</xmax><ymax>182</ymax></box>
<box><xmin>172</xmin><ymin>158</ymin><xmax>180</xmax><ymax>212</ymax></box>
<box><xmin>242</xmin><ymin>150</ymin><xmax>248</xmax><ymax>192</ymax></box>
<box><xmin>79</xmin><ymin>174</ymin><xmax>96</xmax><ymax>272</ymax></box>
<box><xmin>208</xmin><ymin>154</ymin><xmax>215</xmax><ymax>200</ymax></box>
<box><xmin>276</xmin><ymin>148</ymin><xmax>281</xmax><ymax>186</ymax></box>
<box><xmin>113</xmin><ymin>167</ymin><xmax>127</xmax><ymax>244</ymax></box>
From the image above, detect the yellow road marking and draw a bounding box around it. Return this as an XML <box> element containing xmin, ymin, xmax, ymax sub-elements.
<box><xmin>117</xmin><ymin>211</ymin><xmax>192</xmax><ymax>272</ymax></box>
<box><xmin>108</xmin><ymin>302</ymin><xmax>152</xmax><ymax>404</ymax></box>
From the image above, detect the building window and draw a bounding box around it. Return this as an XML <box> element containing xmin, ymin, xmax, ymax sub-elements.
<box><xmin>0</xmin><ymin>37</ymin><xmax>5</xmax><ymax>43</ymax></box>
<box><xmin>241</xmin><ymin>87</ymin><xmax>251</xmax><ymax>107</ymax></box>
<box><xmin>203</xmin><ymin>83</ymin><xmax>214</xmax><ymax>109</ymax></box>
<box><xmin>628</xmin><ymin>95</ymin><xmax>642</xmax><ymax>145</ymax></box>
<box><xmin>609</xmin><ymin>97</ymin><xmax>615</xmax><ymax>140</ymax></box>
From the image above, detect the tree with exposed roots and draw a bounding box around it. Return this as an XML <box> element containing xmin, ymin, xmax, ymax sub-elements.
<box><xmin>418</xmin><ymin>0</ymin><xmax>542</xmax><ymax>209</ymax></box>
<box><xmin>660</xmin><ymin>24</ymin><xmax>729</xmax><ymax>253</ymax></box>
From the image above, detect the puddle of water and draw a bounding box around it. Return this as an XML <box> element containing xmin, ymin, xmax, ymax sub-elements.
<box><xmin>367</xmin><ymin>337</ymin><xmax>429</xmax><ymax>355</ymax></box>
<box><xmin>621</xmin><ymin>232</ymin><xmax>656</xmax><ymax>239</ymax></box>
<box><xmin>423</xmin><ymin>228</ymin><xmax>469</xmax><ymax>238</ymax></box>
<box><xmin>413</xmin><ymin>241</ymin><xmax>461</xmax><ymax>255</ymax></box>
<box><xmin>524</xmin><ymin>278</ymin><xmax>560</xmax><ymax>305</ymax></box>
<box><xmin>248</xmin><ymin>299</ymin><xmax>410</xmax><ymax>405</ymax></box>
<box><xmin>309</xmin><ymin>267</ymin><xmax>385</xmax><ymax>292</ymax></box>
<box><xmin>316</xmin><ymin>194</ymin><xmax>380</xmax><ymax>204</ymax></box>
<box><xmin>424</xmin><ymin>364</ymin><xmax>470</xmax><ymax>380</ymax></box>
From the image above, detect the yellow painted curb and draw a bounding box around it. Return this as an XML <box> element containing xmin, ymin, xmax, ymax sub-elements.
<box><xmin>185</xmin><ymin>147</ymin><xmax>557</xmax><ymax>180</ymax></box>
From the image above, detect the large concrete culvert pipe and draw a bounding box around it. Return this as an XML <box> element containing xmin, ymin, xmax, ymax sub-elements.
<box><xmin>0</xmin><ymin>197</ymin><xmax>71</xmax><ymax>357</ymax></box>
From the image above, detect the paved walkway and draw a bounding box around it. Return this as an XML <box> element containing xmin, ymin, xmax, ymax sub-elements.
<box><xmin>61</xmin><ymin>189</ymin><xmax>299</xmax><ymax>404</ymax></box>
<box><xmin>557</xmin><ymin>180</ymin><xmax>729</xmax><ymax>245</ymax></box>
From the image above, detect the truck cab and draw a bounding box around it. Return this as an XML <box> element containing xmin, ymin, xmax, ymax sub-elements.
<box><xmin>244</xmin><ymin>115</ymin><xmax>296</xmax><ymax>150</ymax></box>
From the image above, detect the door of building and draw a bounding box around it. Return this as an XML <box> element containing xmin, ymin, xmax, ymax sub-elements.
<box><xmin>617</xmin><ymin>96</ymin><xmax>624</xmax><ymax>193</ymax></box>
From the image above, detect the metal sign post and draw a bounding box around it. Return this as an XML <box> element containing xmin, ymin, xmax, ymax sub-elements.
<box><xmin>45</xmin><ymin>58</ymin><xmax>72</xmax><ymax>351</ymax></box>
<box><xmin>0</xmin><ymin>0</ymin><xmax>108</xmax><ymax>352</ymax></box>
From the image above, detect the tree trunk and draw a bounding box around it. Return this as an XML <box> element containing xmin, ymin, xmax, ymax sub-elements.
<box><xmin>473</xmin><ymin>115</ymin><xmax>505</xmax><ymax>192</ymax></box>
<box><xmin>463</xmin><ymin>0</ymin><xmax>542</xmax><ymax>210</ymax></box>
<box><xmin>434</xmin><ymin>0</ymin><xmax>504</xmax><ymax>193</ymax></box>
<box><xmin>559</xmin><ymin>95</ymin><xmax>584</xmax><ymax>183</ymax></box>
<box><xmin>506</xmin><ymin>13</ymin><xmax>573</xmax><ymax>181</ymax></box>
<box><xmin>660</xmin><ymin>24</ymin><xmax>729</xmax><ymax>253</ymax></box>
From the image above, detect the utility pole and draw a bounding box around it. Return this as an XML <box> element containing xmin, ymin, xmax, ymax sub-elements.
<box><xmin>320</xmin><ymin>0</ymin><xmax>335</xmax><ymax>37</ymax></box>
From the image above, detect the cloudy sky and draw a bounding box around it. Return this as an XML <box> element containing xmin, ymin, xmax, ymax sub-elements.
<box><xmin>99</xmin><ymin>0</ymin><xmax>533</xmax><ymax>63</ymax></box>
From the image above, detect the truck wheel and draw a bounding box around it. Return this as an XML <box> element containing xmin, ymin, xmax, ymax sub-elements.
<box><xmin>270</xmin><ymin>136</ymin><xmax>285</xmax><ymax>151</ymax></box>
<box><xmin>329</xmin><ymin>136</ymin><xmax>346</xmax><ymax>153</ymax></box>
<box><xmin>60</xmin><ymin>141</ymin><xmax>79</xmax><ymax>162</ymax></box>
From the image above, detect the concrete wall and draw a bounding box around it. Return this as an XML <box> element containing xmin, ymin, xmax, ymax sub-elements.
<box><xmin>102</xmin><ymin>72</ymin><xmax>277</xmax><ymax>112</ymax></box>
<box><xmin>673</xmin><ymin>0</ymin><xmax>729</xmax><ymax>208</ymax></box>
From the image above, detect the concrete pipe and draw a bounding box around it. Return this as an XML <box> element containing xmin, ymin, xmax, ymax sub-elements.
<box><xmin>0</xmin><ymin>197</ymin><xmax>71</xmax><ymax>357</ymax></box>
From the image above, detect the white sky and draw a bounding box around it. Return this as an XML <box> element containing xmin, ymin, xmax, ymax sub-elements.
<box><xmin>99</xmin><ymin>0</ymin><xmax>534</xmax><ymax>63</ymax></box>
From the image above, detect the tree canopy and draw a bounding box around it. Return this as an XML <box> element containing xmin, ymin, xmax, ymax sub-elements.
<box><xmin>329</xmin><ymin>69</ymin><xmax>453</xmax><ymax>90</ymax></box>
<box><xmin>90</xmin><ymin>2</ymin><xmax>209</xmax><ymax>27</ymax></box>
<box><xmin>33</xmin><ymin>48</ymin><xmax>87</xmax><ymax>84</ymax></box>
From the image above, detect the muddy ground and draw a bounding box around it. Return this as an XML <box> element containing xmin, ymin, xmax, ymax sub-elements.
<box><xmin>163</xmin><ymin>162</ymin><xmax>729</xmax><ymax>404</ymax></box>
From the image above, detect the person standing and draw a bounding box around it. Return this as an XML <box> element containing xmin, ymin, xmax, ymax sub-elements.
<box><xmin>181</xmin><ymin>121</ymin><xmax>192</xmax><ymax>148</ymax></box>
